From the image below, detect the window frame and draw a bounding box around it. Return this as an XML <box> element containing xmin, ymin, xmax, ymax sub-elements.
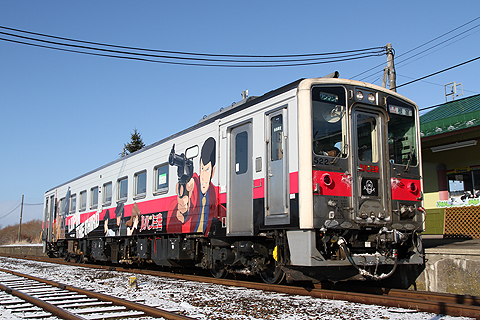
<box><xmin>311</xmin><ymin>86</ymin><xmax>348</xmax><ymax>159</ymax></box>
<box><xmin>103</xmin><ymin>182</ymin><xmax>112</xmax><ymax>206</ymax></box>
<box><xmin>134</xmin><ymin>170</ymin><xmax>147</xmax><ymax>199</ymax></box>
<box><xmin>69</xmin><ymin>194</ymin><xmax>77</xmax><ymax>214</ymax></box>
<box><xmin>154</xmin><ymin>163</ymin><xmax>169</xmax><ymax>195</ymax></box>
<box><xmin>59</xmin><ymin>198</ymin><xmax>65</xmax><ymax>215</ymax></box>
<box><xmin>235</xmin><ymin>131</ymin><xmax>249</xmax><ymax>175</ymax></box>
<box><xmin>270</xmin><ymin>114</ymin><xmax>284</xmax><ymax>161</ymax></box>
<box><xmin>90</xmin><ymin>186</ymin><xmax>98</xmax><ymax>210</ymax></box>
<box><xmin>79</xmin><ymin>190</ymin><xmax>87</xmax><ymax>212</ymax></box>
<box><xmin>117</xmin><ymin>176</ymin><xmax>128</xmax><ymax>203</ymax></box>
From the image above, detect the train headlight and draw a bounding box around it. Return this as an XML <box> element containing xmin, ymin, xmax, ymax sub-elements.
<box><xmin>368</xmin><ymin>93</ymin><xmax>376</xmax><ymax>103</ymax></box>
<box><xmin>322</xmin><ymin>173</ymin><xmax>332</xmax><ymax>186</ymax></box>
<box><xmin>356</xmin><ymin>90</ymin><xmax>364</xmax><ymax>101</ymax></box>
<box><xmin>409</xmin><ymin>182</ymin><xmax>418</xmax><ymax>193</ymax></box>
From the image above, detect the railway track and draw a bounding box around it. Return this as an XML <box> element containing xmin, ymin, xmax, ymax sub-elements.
<box><xmin>0</xmin><ymin>266</ymin><xmax>195</xmax><ymax>320</ymax></box>
<box><xmin>166</xmin><ymin>273</ymin><xmax>480</xmax><ymax>319</ymax></box>
<box><xmin>2</xmin><ymin>254</ymin><xmax>479</xmax><ymax>319</ymax></box>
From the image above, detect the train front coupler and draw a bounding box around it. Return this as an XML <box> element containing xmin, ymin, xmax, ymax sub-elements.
<box><xmin>338</xmin><ymin>228</ymin><xmax>406</xmax><ymax>281</ymax></box>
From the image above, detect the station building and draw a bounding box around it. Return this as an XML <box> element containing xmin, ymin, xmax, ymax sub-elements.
<box><xmin>420</xmin><ymin>93</ymin><xmax>480</xmax><ymax>238</ymax></box>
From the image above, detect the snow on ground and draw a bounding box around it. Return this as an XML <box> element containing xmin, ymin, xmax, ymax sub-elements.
<box><xmin>0</xmin><ymin>257</ymin><xmax>473</xmax><ymax>320</ymax></box>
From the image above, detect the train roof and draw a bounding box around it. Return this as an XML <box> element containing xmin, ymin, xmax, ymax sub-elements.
<box><xmin>45</xmin><ymin>78</ymin><xmax>305</xmax><ymax>194</ymax></box>
<box><xmin>45</xmin><ymin>74</ymin><xmax>416</xmax><ymax>195</ymax></box>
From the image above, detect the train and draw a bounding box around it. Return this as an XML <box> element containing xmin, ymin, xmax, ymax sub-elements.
<box><xmin>42</xmin><ymin>73</ymin><xmax>425</xmax><ymax>285</ymax></box>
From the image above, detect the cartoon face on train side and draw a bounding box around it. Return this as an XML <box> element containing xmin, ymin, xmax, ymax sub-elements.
<box><xmin>60</xmin><ymin>137</ymin><xmax>225</xmax><ymax>240</ymax></box>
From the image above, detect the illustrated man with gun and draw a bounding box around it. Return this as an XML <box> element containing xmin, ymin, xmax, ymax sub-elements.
<box><xmin>167</xmin><ymin>137</ymin><xmax>217</xmax><ymax>235</ymax></box>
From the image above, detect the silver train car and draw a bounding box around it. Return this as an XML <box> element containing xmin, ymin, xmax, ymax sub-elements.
<box><xmin>43</xmin><ymin>74</ymin><xmax>424</xmax><ymax>285</ymax></box>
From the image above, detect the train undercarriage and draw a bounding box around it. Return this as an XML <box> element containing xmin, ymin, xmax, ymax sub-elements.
<box><xmin>46</xmin><ymin>227</ymin><xmax>423</xmax><ymax>286</ymax></box>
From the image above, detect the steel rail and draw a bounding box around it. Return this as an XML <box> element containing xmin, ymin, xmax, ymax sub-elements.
<box><xmin>2</xmin><ymin>254</ymin><xmax>480</xmax><ymax>319</ymax></box>
<box><xmin>0</xmin><ymin>282</ymin><xmax>86</xmax><ymax>320</ymax></box>
<box><xmin>106</xmin><ymin>267</ymin><xmax>480</xmax><ymax>318</ymax></box>
<box><xmin>0</xmin><ymin>267</ymin><xmax>195</xmax><ymax>320</ymax></box>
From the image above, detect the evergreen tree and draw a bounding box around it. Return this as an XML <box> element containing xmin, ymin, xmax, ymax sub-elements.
<box><xmin>122</xmin><ymin>128</ymin><xmax>145</xmax><ymax>156</ymax></box>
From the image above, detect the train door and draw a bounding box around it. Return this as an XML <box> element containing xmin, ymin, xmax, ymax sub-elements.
<box><xmin>227</xmin><ymin>121</ymin><xmax>254</xmax><ymax>236</ymax></box>
<box><xmin>43</xmin><ymin>194</ymin><xmax>56</xmax><ymax>243</ymax></box>
<box><xmin>352</xmin><ymin>108</ymin><xmax>389</xmax><ymax>222</ymax></box>
<box><xmin>43</xmin><ymin>197</ymin><xmax>49</xmax><ymax>243</ymax></box>
<box><xmin>48</xmin><ymin>195</ymin><xmax>55</xmax><ymax>242</ymax></box>
<box><xmin>265</xmin><ymin>108</ymin><xmax>289</xmax><ymax>225</ymax></box>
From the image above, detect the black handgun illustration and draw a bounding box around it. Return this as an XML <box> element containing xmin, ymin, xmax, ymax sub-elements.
<box><xmin>168</xmin><ymin>144</ymin><xmax>194</xmax><ymax>198</ymax></box>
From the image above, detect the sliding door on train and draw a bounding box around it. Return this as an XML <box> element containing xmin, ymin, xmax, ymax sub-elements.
<box><xmin>265</xmin><ymin>108</ymin><xmax>289</xmax><ymax>226</ymax></box>
<box><xmin>227</xmin><ymin>122</ymin><xmax>254</xmax><ymax>236</ymax></box>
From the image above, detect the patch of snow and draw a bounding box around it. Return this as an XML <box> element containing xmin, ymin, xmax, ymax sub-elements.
<box><xmin>0</xmin><ymin>257</ymin><xmax>474</xmax><ymax>320</ymax></box>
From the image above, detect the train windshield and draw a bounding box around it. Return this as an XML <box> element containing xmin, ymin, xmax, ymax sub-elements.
<box><xmin>387</xmin><ymin>99</ymin><xmax>417</xmax><ymax>166</ymax></box>
<box><xmin>312</xmin><ymin>87</ymin><xmax>347</xmax><ymax>157</ymax></box>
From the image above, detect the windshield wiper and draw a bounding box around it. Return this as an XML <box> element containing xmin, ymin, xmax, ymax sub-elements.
<box><xmin>404</xmin><ymin>144</ymin><xmax>415</xmax><ymax>172</ymax></box>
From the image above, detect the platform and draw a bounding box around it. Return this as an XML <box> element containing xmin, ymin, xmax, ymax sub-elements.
<box><xmin>416</xmin><ymin>235</ymin><xmax>480</xmax><ymax>295</ymax></box>
<box><xmin>0</xmin><ymin>243</ymin><xmax>45</xmax><ymax>257</ymax></box>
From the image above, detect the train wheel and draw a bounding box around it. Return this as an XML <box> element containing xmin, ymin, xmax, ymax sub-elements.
<box><xmin>75</xmin><ymin>254</ymin><xmax>84</xmax><ymax>264</ymax></box>
<box><xmin>260</xmin><ymin>260</ymin><xmax>285</xmax><ymax>284</ymax></box>
<box><xmin>210</xmin><ymin>262</ymin><xmax>227</xmax><ymax>279</ymax></box>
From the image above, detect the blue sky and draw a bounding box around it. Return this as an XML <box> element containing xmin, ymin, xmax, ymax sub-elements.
<box><xmin>1</xmin><ymin>1</ymin><xmax>479</xmax><ymax>227</ymax></box>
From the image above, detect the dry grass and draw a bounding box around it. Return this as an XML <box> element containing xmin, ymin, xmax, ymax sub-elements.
<box><xmin>0</xmin><ymin>219</ymin><xmax>42</xmax><ymax>245</ymax></box>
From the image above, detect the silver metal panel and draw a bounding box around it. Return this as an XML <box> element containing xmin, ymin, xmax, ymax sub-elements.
<box><xmin>227</xmin><ymin>122</ymin><xmax>253</xmax><ymax>236</ymax></box>
<box><xmin>265</xmin><ymin>109</ymin><xmax>289</xmax><ymax>225</ymax></box>
<box><xmin>286</xmin><ymin>230</ymin><xmax>325</xmax><ymax>266</ymax></box>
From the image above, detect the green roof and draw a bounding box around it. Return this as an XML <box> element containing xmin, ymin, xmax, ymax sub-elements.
<box><xmin>420</xmin><ymin>93</ymin><xmax>480</xmax><ymax>138</ymax></box>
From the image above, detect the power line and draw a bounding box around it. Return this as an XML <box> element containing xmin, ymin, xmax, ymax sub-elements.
<box><xmin>396</xmin><ymin>22</ymin><xmax>480</xmax><ymax>69</ymax></box>
<box><xmin>396</xmin><ymin>16</ymin><xmax>480</xmax><ymax>61</ymax></box>
<box><xmin>0</xmin><ymin>25</ymin><xmax>385</xmax><ymax>67</ymax></box>
<box><xmin>397</xmin><ymin>74</ymin><xmax>479</xmax><ymax>94</ymax></box>
<box><xmin>0</xmin><ymin>203</ymin><xmax>21</xmax><ymax>220</ymax></box>
<box><xmin>0</xmin><ymin>35</ymin><xmax>384</xmax><ymax>67</ymax></box>
<box><xmin>353</xmin><ymin>16</ymin><xmax>480</xmax><ymax>81</ymax></box>
<box><xmin>394</xmin><ymin>55</ymin><xmax>480</xmax><ymax>89</ymax></box>
<box><xmin>419</xmin><ymin>104</ymin><xmax>444</xmax><ymax>112</ymax></box>
<box><xmin>0</xmin><ymin>25</ymin><xmax>384</xmax><ymax>59</ymax></box>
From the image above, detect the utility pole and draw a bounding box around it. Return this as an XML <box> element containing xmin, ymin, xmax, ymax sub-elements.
<box><xmin>18</xmin><ymin>195</ymin><xmax>24</xmax><ymax>243</ymax></box>
<box><xmin>382</xmin><ymin>43</ymin><xmax>397</xmax><ymax>92</ymax></box>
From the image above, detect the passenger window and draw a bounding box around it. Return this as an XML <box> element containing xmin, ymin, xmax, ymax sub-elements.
<box><xmin>135</xmin><ymin>170</ymin><xmax>147</xmax><ymax>198</ymax></box>
<box><xmin>235</xmin><ymin>131</ymin><xmax>248</xmax><ymax>174</ymax></box>
<box><xmin>59</xmin><ymin>198</ymin><xmax>65</xmax><ymax>215</ymax></box>
<box><xmin>91</xmin><ymin>187</ymin><xmax>98</xmax><ymax>209</ymax></box>
<box><xmin>103</xmin><ymin>182</ymin><xmax>112</xmax><ymax>206</ymax></box>
<box><xmin>69</xmin><ymin>194</ymin><xmax>76</xmax><ymax>214</ymax></box>
<box><xmin>118</xmin><ymin>177</ymin><xmax>128</xmax><ymax>202</ymax></box>
<box><xmin>154</xmin><ymin>164</ymin><xmax>169</xmax><ymax>194</ymax></box>
<box><xmin>79</xmin><ymin>190</ymin><xmax>87</xmax><ymax>212</ymax></box>
<box><xmin>271</xmin><ymin>115</ymin><xmax>283</xmax><ymax>161</ymax></box>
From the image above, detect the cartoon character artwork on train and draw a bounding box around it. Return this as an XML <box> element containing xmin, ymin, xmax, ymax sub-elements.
<box><xmin>166</xmin><ymin>137</ymin><xmax>223</xmax><ymax>235</ymax></box>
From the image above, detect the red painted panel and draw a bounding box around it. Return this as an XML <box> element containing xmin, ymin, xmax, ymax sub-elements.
<box><xmin>391</xmin><ymin>178</ymin><xmax>421</xmax><ymax>201</ymax></box>
<box><xmin>219</xmin><ymin>192</ymin><xmax>226</xmax><ymax>204</ymax></box>
<box><xmin>289</xmin><ymin>172</ymin><xmax>299</xmax><ymax>194</ymax></box>
<box><xmin>253</xmin><ymin>178</ymin><xmax>265</xmax><ymax>199</ymax></box>
<box><xmin>312</xmin><ymin>170</ymin><xmax>351</xmax><ymax>197</ymax></box>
